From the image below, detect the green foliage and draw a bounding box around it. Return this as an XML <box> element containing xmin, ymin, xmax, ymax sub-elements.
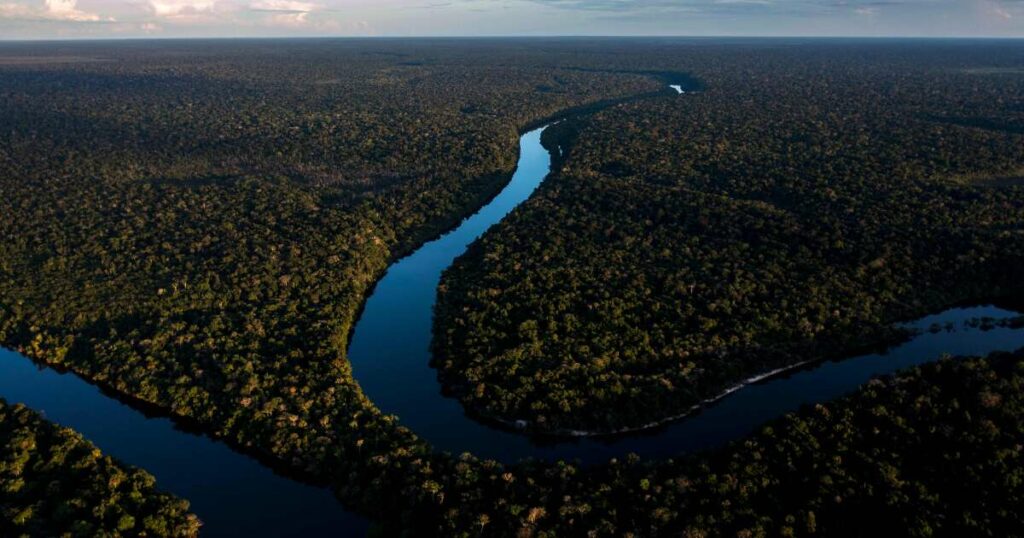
<box><xmin>388</xmin><ymin>350</ymin><xmax>1024</xmax><ymax>536</ymax></box>
<box><xmin>436</xmin><ymin>41</ymin><xmax>1024</xmax><ymax>433</ymax></box>
<box><xmin>1</xmin><ymin>39</ymin><xmax>1023</xmax><ymax>536</ymax></box>
<box><xmin>0</xmin><ymin>399</ymin><xmax>200</xmax><ymax>537</ymax></box>
<box><xmin>0</xmin><ymin>39</ymin><xmax>660</xmax><ymax>534</ymax></box>
<box><xmin>627</xmin><ymin>352</ymin><xmax>1024</xmax><ymax>537</ymax></box>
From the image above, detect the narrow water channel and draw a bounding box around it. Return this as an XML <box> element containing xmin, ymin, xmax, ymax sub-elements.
<box><xmin>2</xmin><ymin>84</ymin><xmax>1022</xmax><ymax>535</ymax></box>
<box><xmin>0</xmin><ymin>347</ymin><xmax>370</xmax><ymax>536</ymax></box>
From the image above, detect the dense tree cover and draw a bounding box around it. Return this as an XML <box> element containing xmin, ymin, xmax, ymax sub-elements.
<box><xmin>367</xmin><ymin>349</ymin><xmax>1024</xmax><ymax>537</ymax></box>
<box><xmin>2</xmin><ymin>38</ymin><xmax>1024</xmax><ymax>536</ymax></box>
<box><xmin>436</xmin><ymin>40</ymin><xmax>1024</xmax><ymax>433</ymax></box>
<box><xmin>548</xmin><ymin>350</ymin><xmax>1024</xmax><ymax>537</ymax></box>
<box><xmin>0</xmin><ymin>399</ymin><xmax>199</xmax><ymax>537</ymax></box>
<box><xmin>0</xmin><ymin>38</ymin><xmax>677</xmax><ymax>534</ymax></box>
<box><xmin>0</xmin><ymin>42</ymin><xmax>660</xmax><ymax>421</ymax></box>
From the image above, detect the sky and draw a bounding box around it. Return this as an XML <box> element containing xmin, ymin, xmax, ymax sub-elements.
<box><xmin>0</xmin><ymin>0</ymin><xmax>1021</xmax><ymax>40</ymax></box>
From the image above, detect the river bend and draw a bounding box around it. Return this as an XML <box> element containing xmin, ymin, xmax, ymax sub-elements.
<box><xmin>3</xmin><ymin>84</ymin><xmax>1023</xmax><ymax>535</ymax></box>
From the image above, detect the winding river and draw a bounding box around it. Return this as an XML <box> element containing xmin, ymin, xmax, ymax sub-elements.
<box><xmin>345</xmin><ymin>116</ymin><xmax>1024</xmax><ymax>463</ymax></box>
<box><xmin>2</xmin><ymin>84</ymin><xmax>1023</xmax><ymax>535</ymax></box>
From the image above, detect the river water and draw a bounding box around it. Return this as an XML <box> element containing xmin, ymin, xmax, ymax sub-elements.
<box><xmin>0</xmin><ymin>347</ymin><xmax>369</xmax><ymax>536</ymax></box>
<box><xmin>2</xmin><ymin>86</ymin><xmax>1022</xmax><ymax>535</ymax></box>
<box><xmin>345</xmin><ymin>122</ymin><xmax>1024</xmax><ymax>464</ymax></box>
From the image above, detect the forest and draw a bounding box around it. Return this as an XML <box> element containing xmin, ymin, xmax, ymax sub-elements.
<box><xmin>0</xmin><ymin>38</ymin><xmax>1022</xmax><ymax>535</ymax></box>
<box><xmin>435</xmin><ymin>40</ymin><xmax>1024</xmax><ymax>433</ymax></box>
<box><xmin>554</xmin><ymin>349</ymin><xmax>1024</xmax><ymax>537</ymax></box>
<box><xmin>0</xmin><ymin>399</ymin><xmax>199</xmax><ymax>536</ymax></box>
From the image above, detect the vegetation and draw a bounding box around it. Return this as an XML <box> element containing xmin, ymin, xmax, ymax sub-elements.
<box><xmin>0</xmin><ymin>40</ymin><xmax>657</xmax><ymax>431</ymax></box>
<box><xmin>436</xmin><ymin>40</ymin><xmax>1024</xmax><ymax>433</ymax></box>
<box><xmin>360</xmin><ymin>348</ymin><xmax>1024</xmax><ymax>536</ymax></box>
<box><xmin>0</xmin><ymin>38</ymin><xmax>1022</xmax><ymax>535</ymax></box>
<box><xmin>532</xmin><ymin>350</ymin><xmax>1024</xmax><ymax>537</ymax></box>
<box><xmin>0</xmin><ymin>398</ymin><xmax>199</xmax><ymax>537</ymax></box>
<box><xmin>0</xmin><ymin>37</ymin><xmax>665</xmax><ymax>533</ymax></box>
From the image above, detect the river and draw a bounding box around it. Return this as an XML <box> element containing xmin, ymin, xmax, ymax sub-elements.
<box><xmin>345</xmin><ymin>120</ymin><xmax>1024</xmax><ymax>464</ymax></box>
<box><xmin>0</xmin><ymin>347</ymin><xmax>370</xmax><ymax>536</ymax></box>
<box><xmin>2</xmin><ymin>84</ymin><xmax>1022</xmax><ymax>535</ymax></box>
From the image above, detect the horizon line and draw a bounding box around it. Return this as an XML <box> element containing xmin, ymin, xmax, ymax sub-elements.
<box><xmin>2</xmin><ymin>34</ymin><xmax>1024</xmax><ymax>43</ymax></box>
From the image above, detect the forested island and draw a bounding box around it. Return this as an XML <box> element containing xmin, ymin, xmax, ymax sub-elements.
<box><xmin>0</xmin><ymin>38</ymin><xmax>1022</xmax><ymax>536</ymax></box>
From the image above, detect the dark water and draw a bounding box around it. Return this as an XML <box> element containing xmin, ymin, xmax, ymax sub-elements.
<box><xmin>2</xmin><ymin>89</ymin><xmax>1022</xmax><ymax>536</ymax></box>
<box><xmin>0</xmin><ymin>348</ymin><xmax>370</xmax><ymax>537</ymax></box>
<box><xmin>545</xmin><ymin>304</ymin><xmax>1024</xmax><ymax>463</ymax></box>
<box><xmin>348</xmin><ymin>125</ymin><xmax>557</xmax><ymax>458</ymax></box>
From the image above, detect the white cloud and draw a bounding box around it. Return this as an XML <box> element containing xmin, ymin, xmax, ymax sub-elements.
<box><xmin>150</xmin><ymin>0</ymin><xmax>216</xmax><ymax>17</ymax></box>
<box><xmin>0</xmin><ymin>2</ymin><xmax>33</xmax><ymax>18</ymax></box>
<box><xmin>0</xmin><ymin>0</ymin><xmax>111</xmax><ymax>21</ymax></box>
<box><xmin>270</xmin><ymin>11</ymin><xmax>307</xmax><ymax>23</ymax></box>
<box><xmin>854</xmin><ymin>6</ymin><xmax>878</xmax><ymax>16</ymax></box>
<box><xmin>250</xmin><ymin>0</ymin><xmax>318</xmax><ymax>12</ymax></box>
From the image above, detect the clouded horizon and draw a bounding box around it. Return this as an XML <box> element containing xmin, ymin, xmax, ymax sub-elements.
<box><xmin>0</xmin><ymin>0</ymin><xmax>1021</xmax><ymax>40</ymax></box>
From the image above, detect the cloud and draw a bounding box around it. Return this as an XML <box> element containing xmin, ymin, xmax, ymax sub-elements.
<box><xmin>513</xmin><ymin>0</ymin><xmax>973</xmax><ymax>17</ymax></box>
<box><xmin>250</xmin><ymin>0</ymin><xmax>322</xmax><ymax>24</ymax></box>
<box><xmin>987</xmin><ymin>1</ymin><xmax>1012</xmax><ymax>19</ymax></box>
<box><xmin>149</xmin><ymin>0</ymin><xmax>216</xmax><ymax>17</ymax></box>
<box><xmin>2</xmin><ymin>0</ymin><xmax>1022</xmax><ymax>38</ymax></box>
<box><xmin>250</xmin><ymin>0</ymin><xmax>319</xmax><ymax>12</ymax></box>
<box><xmin>0</xmin><ymin>0</ymin><xmax>111</xmax><ymax>21</ymax></box>
<box><xmin>511</xmin><ymin>0</ymin><xmax>812</xmax><ymax>17</ymax></box>
<box><xmin>45</xmin><ymin>0</ymin><xmax>100</xmax><ymax>20</ymax></box>
<box><xmin>523</xmin><ymin>0</ymin><xmax>686</xmax><ymax>11</ymax></box>
<box><xmin>0</xmin><ymin>2</ymin><xmax>35</xmax><ymax>18</ymax></box>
